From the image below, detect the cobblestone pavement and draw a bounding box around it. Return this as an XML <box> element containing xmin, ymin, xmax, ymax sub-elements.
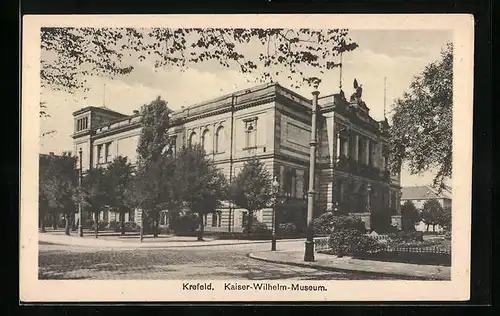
<box><xmin>38</xmin><ymin>242</ymin><xmax>402</xmax><ymax>280</ymax></box>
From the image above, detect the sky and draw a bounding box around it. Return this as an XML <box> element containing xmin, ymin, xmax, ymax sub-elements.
<box><xmin>39</xmin><ymin>29</ymin><xmax>452</xmax><ymax>187</ymax></box>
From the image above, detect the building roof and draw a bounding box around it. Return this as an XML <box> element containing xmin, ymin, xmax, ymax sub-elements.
<box><xmin>401</xmin><ymin>185</ymin><xmax>452</xmax><ymax>200</ymax></box>
<box><xmin>72</xmin><ymin>106</ymin><xmax>128</xmax><ymax>117</ymax></box>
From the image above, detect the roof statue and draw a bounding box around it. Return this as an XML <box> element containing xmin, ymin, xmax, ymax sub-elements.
<box><xmin>350</xmin><ymin>79</ymin><xmax>363</xmax><ymax>102</ymax></box>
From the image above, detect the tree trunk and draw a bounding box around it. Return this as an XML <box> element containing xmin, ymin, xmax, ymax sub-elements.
<box><xmin>426</xmin><ymin>224</ymin><xmax>429</xmax><ymax>232</ymax></box>
<box><xmin>94</xmin><ymin>212</ymin><xmax>99</xmax><ymax>239</ymax></box>
<box><xmin>40</xmin><ymin>213</ymin><xmax>46</xmax><ymax>233</ymax></box>
<box><xmin>65</xmin><ymin>213</ymin><xmax>71</xmax><ymax>235</ymax></box>
<box><xmin>197</xmin><ymin>216</ymin><xmax>205</xmax><ymax>241</ymax></box>
<box><xmin>153</xmin><ymin>212</ymin><xmax>159</xmax><ymax>238</ymax></box>
<box><xmin>433</xmin><ymin>224</ymin><xmax>436</xmax><ymax>232</ymax></box>
<box><xmin>120</xmin><ymin>211</ymin><xmax>126</xmax><ymax>236</ymax></box>
<box><xmin>247</xmin><ymin>211</ymin><xmax>253</xmax><ymax>237</ymax></box>
<box><xmin>71</xmin><ymin>213</ymin><xmax>76</xmax><ymax>231</ymax></box>
<box><xmin>52</xmin><ymin>212</ymin><xmax>57</xmax><ymax>230</ymax></box>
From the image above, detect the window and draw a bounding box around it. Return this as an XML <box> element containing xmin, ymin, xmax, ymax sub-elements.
<box><xmin>244</xmin><ymin>118</ymin><xmax>257</xmax><ymax>148</ymax></box>
<box><xmin>242</xmin><ymin>211</ymin><xmax>248</xmax><ymax>228</ymax></box>
<box><xmin>97</xmin><ymin>145</ymin><xmax>103</xmax><ymax>164</ymax></box>
<box><xmin>76</xmin><ymin>117</ymin><xmax>89</xmax><ymax>132</ymax></box>
<box><xmin>215</xmin><ymin>126</ymin><xmax>225</xmax><ymax>153</ymax></box>
<box><xmin>201</xmin><ymin>129</ymin><xmax>211</xmax><ymax>153</ymax></box>
<box><xmin>211</xmin><ymin>211</ymin><xmax>221</xmax><ymax>227</ymax></box>
<box><xmin>189</xmin><ymin>132</ymin><xmax>197</xmax><ymax>147</ymax></box>
<box><xmin>105</xmin><ymin>142</ymin><xmax>112</xmax><ymax>163</ymax></box>
<box><xmin>170</xmin><ymin>135</ymin><xmax>177</xmax><ymax>156</ymax></box>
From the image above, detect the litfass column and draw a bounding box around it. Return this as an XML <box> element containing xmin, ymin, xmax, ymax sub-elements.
<box><xmin>304</xmin><ymin>90</ymin><xmax>319</xmax><ymax>262</ymax></box>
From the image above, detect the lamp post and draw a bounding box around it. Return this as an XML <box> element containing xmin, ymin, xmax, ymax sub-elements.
<box><xmin>304</xmin><ymin>90</ymin><xmax>320</xmax><ymax>262</ymax></box>
<box><xmin>78</xmin><ymin>147</ymin><xmax>84</xmax><ymax>237</ymax></box>
<box><xmin>271</xmin><ymin>177</ymin><xmax>280</xmax><ymax>251</ymax></box>
<box><xmin>366</xmin><ymin>183</ymin><xmax>372</xmax><ymax>212</ymax></box>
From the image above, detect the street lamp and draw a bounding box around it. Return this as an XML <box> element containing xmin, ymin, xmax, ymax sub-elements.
<box><xmin>271</xmin><ymin>177</ymin><xmax>280</xmax><ymax>251</ymax></box>
<box><xmin>304</xmin><ymin>90</ymin><xmax>320</xmax><ymax>262</ymax></box>
<box><xmin>78</xmin><ymin>147</ymin><xmax>84</xmax><ymax>237</ymax></box>
<box><xmin>366</xmin><ymin>183</ymin><xmax>372</xmax><ymax>212</ymax></box>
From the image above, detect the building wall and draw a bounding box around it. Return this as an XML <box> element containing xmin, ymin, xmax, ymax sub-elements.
<box><xmin>72</xmin><ymin>83</ymin><xmax>401</xmax><ymax>232</ymax></box>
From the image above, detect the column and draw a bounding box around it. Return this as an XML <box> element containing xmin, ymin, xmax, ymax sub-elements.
<box><xmin>365</xmin><ymin>139</ymin><xmax>370</xmax><ymax>165</ymax></box>
<box><xmin>353</xmin><ymin>134</ymin><xmax>359</xmax><ymax>161</ymax></box>
<box><xmin>343</xmin><ymin>136</ymin><xmax>349</xmax><ymax>159</ymax></box>
<box><xmin>335</xmin><ymin>134</ymin><xmax>341</xmax><ymax>159</ymax></box>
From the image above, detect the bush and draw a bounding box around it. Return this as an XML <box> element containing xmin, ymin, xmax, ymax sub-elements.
<box><xmin>91</xmin><ymin>220</ymin><xmax>109</xmax><ymax>231</ymax></box>
<box><xmin>328</xmin><ymin>228</ymin><xmax>385</xmax><ymax>256</ymax></box>
<box><xmin>244</xmin><ymin>219</ymin><xmax>270</xmax><ymax>234</ymax></box>
<box><xmin>108</xmin><ymin>220</ymin><xmax>119</xmax><ymax>232</ymax></box>
<box><xmin>388</xmin><ymin>231</ymin><xmax>424</xmax><ymax>242</ymax></box>
<box><xmin>444</xmin><ymin>230</ymin><xmax>451</xmax><ymax>240</ymax></box>
<box><xmin>313</xmin><ymin>213</ymin><xmax>366</xmax><ymax>235</ymax></box>
<box><xmin>170</xmin><ymin>214</ymin><xmax>199</xmax><ymax>234</ymax></box>
<box><xmin>82</xmin><ymin>218</ymin><xmax>94</xmax><ymax>229</ymax></box>
<box><xmin>279</xmin><ymin>222</ymin><xmax>297</xmax><ymax>235</ymax></box>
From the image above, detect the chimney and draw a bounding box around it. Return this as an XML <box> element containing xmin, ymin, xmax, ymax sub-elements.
<box><xmin>133</xmin><ymin>110</ymin><xmax>139</xmax><ymax>115</ymax></box>
<box><xmin>49</xmin><ymin>152</ymin><xmax>54</xmax><ymax>156</ymax></box>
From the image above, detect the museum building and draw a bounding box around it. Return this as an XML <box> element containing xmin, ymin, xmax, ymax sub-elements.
<box><xmin>72</xmin><ymin>82</ymin><xmax>402</xmax><ymax>232</ymax></box>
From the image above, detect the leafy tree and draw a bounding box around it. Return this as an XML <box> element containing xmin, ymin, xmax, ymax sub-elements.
<box><xmin>38</xmin><ymin>154</ymin><xmax>52</xmax><ymax>233</ymax></box>
<box><xmin>132</xmin><ymin>96</ymin><xmax>173</xmax><ymax>237</ymax></box>
<box><xmin>401</xmin><ymin>200</ymin><xmax>421</xmax><ymax>231</ymax></box>
<box><xmin>40</xmin><ymin>27</ymin><xmax>358</xmax><ymax>115</ymax></box>
<box><xmin>39</xmin><ymin>152</ymin><xmax>78</xmax><ymax>235</ymax></box>
<box><xmin>75</xmin><ymin>167</ymin><xmax>110</xmax><ymax>238</ymax></box>
<box><xmin>420</xmin><ymin>199</ymin><xmax>444</xmax><ymax>232</ymax></box>
<box><xmin>105</xmin><ymin>156</ymin><xmax>134</xmax><ymax>235</ymax></box>
<box><xmin>437</xmin><ymin>206</ymin><xmax>452</xmax><ymax>231</ymax></box>
<box><xmin>229</xmin><ymin>157</ymin><xmax>273</xmax><ymax>235</ymax></box>
<box><xmin>389</xmin><ymin>43</ymin><xmax>453</xmax><ymax>190</ymax></box>
<box><xmin>172</xmin><ymin>145</ymin><xmax>228</xmax><ymax>241</ymax></box>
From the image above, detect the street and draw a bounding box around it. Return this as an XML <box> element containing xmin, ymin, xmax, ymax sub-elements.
<box><xmin>39</xmin><ymin>241</ymin><xmax>401</xmax><ymax>280</ymax></box>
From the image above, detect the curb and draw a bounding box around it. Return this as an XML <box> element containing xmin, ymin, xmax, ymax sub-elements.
<box><xmin>39</xmin><ymin>237</ymin><xmax>304</xmax><ymax>250</ymax></box>
<box><xmin>247</xmin><ymin>252</ymin><xmax>449</xmax><ymax>281</ymax></box>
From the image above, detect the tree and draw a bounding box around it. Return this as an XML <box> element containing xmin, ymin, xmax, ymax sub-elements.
<box><xmin>172</xmin><ymin>145</ymin><xmax>228</xmax><ymax>241</ymax></box>
<box><xmin>40</xmin><ymin>27</ymin><xmax>358</xmax><ymax>116</ymax></box>
<box><xmin>437</xmin><ymin>206</ymin><xmax>452</xmax><ymax>231</ymax></box>
<box><xmin>229</xmin><ymin>157</ymin><xmax>273</xmax><ymax>235</ymax></box>
<box><xmin>39</xmin><ymin>155</ymin><xmax>52</xmax><ymax>233</ymax></box>
<box><xmin>132</xmin><ymin>96</ymin><xmax>173</xmax><ymax>237</ymax></box>
<box><xmin>75</xmin><ymin>167</ymin><xmax>110</xmax><ymax>238</ymax></box>
<box><xmin>105</xmin><ymin>156</ymin><xmax>134</xmax><ymax>235</ymax></box>
<box><xmin>40</xmin><ymin>152</ymin><xmax>78</xmax><ymax>235</ymax></box>
<box><xmin>400</xmin><ymin>200</ymin><xmax>421</xmax><ymax>231</ymax></box>
<box><xmin>420</xmin><ymin>199</ymin><xmax>444</xmax><ymax>232</ymax></box>
<box><xmin>389</xmin><ymin>43</ymin><xmax>453</xmax><ymax>190</ymax></box>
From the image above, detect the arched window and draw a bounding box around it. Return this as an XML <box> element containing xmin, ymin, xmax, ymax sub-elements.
<box><xmin>246</xmin><ymin>124</ymin><xmax>256</xmax><ymax>148</ymax></box>
<box><xmin>189</xmin><ymin>132</ymin><xmax>197</xmax><ymax>147</ymax></box>
<box><xmin>201</xmin><ymin>129</ymin><xmax>211</xmax><ymax>153</ymax></box>
<box><xmin>215</xmin><ymin>126</ymin><xmax>225</xmax><ymax>153</ymax></box>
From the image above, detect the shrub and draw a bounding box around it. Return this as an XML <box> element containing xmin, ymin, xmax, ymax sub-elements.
<box><xmin>444</xmin><ymin>230</ymin><xmax>451</xmax><ymax>240</ymax></box>
<box><xmin>279</xmin><ymin>222</ymin><xmax>297</xmax><ymax>235</ymax></box>
<box><xmin>108</xmin><ymin>220</ymin><xmax>119</xmax><ymax>232</ymax></box>
<box><xmin>388</xmin><ymin>231</ymin><xmax>424</xmax><ymax>242</ymax></box>
<box><xmin>91</xmin><ymin>220</ymin><xmax>109</xmax><ymax>231</ymax></box>
<box><xmin>170</xmin><ymin>214</ymin><xmax>199</xmax><ymax>234</ymax></box>
<box><xmin>328</xmin><ymin>229</ymin><xmax>385</xmax><ymax>256</ymax></box>
<box><xmin>313</xmin><ymin>213</ymin><xmax>366</xmax><ymax>235</ymax></box>
<box><xmin>244</xmin><ymin>219</ymin><xmax>270</xmax><ymax>234</ymax></box>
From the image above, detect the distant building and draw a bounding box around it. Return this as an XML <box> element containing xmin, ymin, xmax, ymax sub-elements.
<box><xmin>401</xmin><ymin>185</ymin><xmax>452</xmax><ymax>232</ymax></box>
<box><xmin>401</xmin><ymin>185</ymin><xmax>452</xmax><ymax>210</ymax></box>
<box><xmin>72</xmin><ymin>82</ymin><xmax>402</xmax><ymax>232</ymax></box>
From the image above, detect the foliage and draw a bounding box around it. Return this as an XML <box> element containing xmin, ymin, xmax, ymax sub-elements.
<box><xmin>105</xmin><ymin>156</ymin><xmax>134</xmax><ymax>234</ymax></box>
<box><xmin>389</xmin><ymin>43</ymin><xmax>453</xmax><ymax>190</ymax></box>
<box><xmin>91</xmin><ymin>220</ymin><xmax>109</xmax><ymax>231</ymax></box>
<box><xmin>370</xmin><ymin>211</ymin><xmax>392</xmax><ymax>233</ymax></box>
<box><xmin>279</xmin><ymin>222</ymin><xmax>298</xmax><ymax>235</ymax></box>
<box><xmin>420</xmin><ymin>199</ymin><xmax>444</xmax><ymax>231</ymax></box>
<box><xmin>401</xmin><ymin>200</ymin><xmax>421</xmax><ymax>231</ymax></box>
<box><xmin>229</xmin><ymin>157</ymin><xmax>273</xmax><ymax>233</ymax></box>
<box><xmin>437</xmin><ymin>207</ymin><xmax>452</xmax><ymax>230</ymax></box>
<box><xmin>170</xmin><ymin>213</ymin><xmax>199</xmax><ymax>234</ymax></box>
<box><xmin>328</xmin><ymin>229</ymin><xmax>385</xmax><ymax>256</ymax></box>
<box><xmin>313</xmin><ymin>213</ymin><xmax>367</xmax><ymax>235</ymax></box>
<box><xmin>40</xmin><ymin>28</ymin><xmax>358</xmax><ymax>97</ymax></box>
<box><xmin>75</xmin><ymin>167</ymin><xmax>110</xmax><ymax>215</ymax></box>
<box><xmin>39</xmin><ymin>152</ymin><xmax>78</xmax><ymax>233</ymax></box>
<box><xmin>171</xmin><ymin>145</ymin><xmax>228</xmax><ymax>240</ymax></box>
<box><xmin>388</xmin><ymin>231</ymin><xmax>424</xmax><ymax>242</ymax></box>
<box><xmin>242</xmin><ymin>218</ymin><xmax>270</xmax><ymax>234</ymax></box>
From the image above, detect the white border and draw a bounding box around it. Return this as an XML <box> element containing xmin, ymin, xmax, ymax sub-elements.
<box><xmin>20</xmin><ymin>14</ymin><xmax>474</xmax><ymax>302</ymax></box>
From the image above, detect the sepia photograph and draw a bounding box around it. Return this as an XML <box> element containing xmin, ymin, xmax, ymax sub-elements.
<box><xmin>20</xmin><ymin>14</ymin><xmax>474</xmax><ymax>301</ymax></box>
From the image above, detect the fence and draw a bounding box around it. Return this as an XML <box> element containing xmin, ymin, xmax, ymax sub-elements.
<box><xmin>313</xmin><ymin>235</ymin><xmax>451</xmax><ymax>255</ymax></box>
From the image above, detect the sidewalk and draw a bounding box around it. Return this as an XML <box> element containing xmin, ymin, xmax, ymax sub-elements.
<box><xmin>249</xmin><ymin>250</ymin><xmax>451</xmax><ymax>280</ymax></box>
<box><xmin>38</xmin><ymin>232</ymin><xmax>305</xmax><ymax>249</ymax></box>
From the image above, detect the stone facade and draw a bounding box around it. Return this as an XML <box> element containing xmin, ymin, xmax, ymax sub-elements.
<box><xmin>72</xmin><ymin>82</ymin><xmax>402</xmax><ymax>232</ymax></box>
